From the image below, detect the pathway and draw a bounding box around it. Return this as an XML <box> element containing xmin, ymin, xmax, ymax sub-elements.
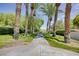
<box><xmin>0</xmin><ymin>35</ymin><xmax>79</xmax><ymax>56</ymax></box>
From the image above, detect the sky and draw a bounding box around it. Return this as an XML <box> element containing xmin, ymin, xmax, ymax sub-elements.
<box><xmin>0</xmin><ymin>3</ymin><xmax>79</xmax><ymax>29</ymax></box>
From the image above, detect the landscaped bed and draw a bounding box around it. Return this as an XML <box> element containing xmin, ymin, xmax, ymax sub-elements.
<box><xmin>43</xmin><ymin>33</ymin><xmax>79</xmax><ymax>53</ymax></box>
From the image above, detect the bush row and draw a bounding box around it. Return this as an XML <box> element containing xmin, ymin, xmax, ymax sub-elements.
<box><xmin>0</xmin><ymin>27</ymin><xmax>76</xmax><ymax>35</ymax></box>
<box><xmin>56</xmin><ymin>30</ymin><xmax>64</xmax><ymax>36</ymax></box>
<box><xmin>0</xmin><ymin>27</ymin><xmax>24</xmax><ymax>35</ymax></box>
<box><xmin>56</xmin><ymin>29</ymin><xmax>75</xmax><ymax>36</ymax></box>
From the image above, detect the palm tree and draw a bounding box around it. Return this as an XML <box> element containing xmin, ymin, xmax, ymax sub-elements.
<box><xmin>14</xmin><ymin>3</ymin><xmax>22</xmax><ymax>40</ymax></box>
<box><xmin>30</xmin><ymin>3</ymin><xmax>35</xmax><ymax>33</ymax></box>
<box><xmin>40</xmin><ymin>4</ymin><xmax>56</xmax><ymax>32</ymax></box>
<box><xmin>30</xmin><ymin>3</ymin><xmax>39</xmax><ymax>33</ymax></box>
<box><xmin>53</xmin><ymin>3</ymin><xmax>61</xmax><ymax>37</ymax></box>
<box><xmin>64</xmin><ymin>3</ymin><xmax>71</xmax><ymax>43</ymax></box>
<box><xmin>25</xmin><ymin>3</ymin><xmax>28</xmax><ymax>35</ymax></box>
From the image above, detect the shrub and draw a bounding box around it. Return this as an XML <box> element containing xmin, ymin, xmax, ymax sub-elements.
<box><xmin>73</xmin><ymin>15</ymin><xmax>79</xmax><ymax>27</ymax></box>
<box><xmin>0</xmin><ymin>27</ymin><xmax>13</xmax><ymax>35</ymax></box>
<box><xmin>56</xmin><ymin>29</ymin><xmax>75</xmax><ymax>36</ymax></box>
<box><xmin>0</xmin><ymin>27</ymin><xmax>25</xmax><ymax>35</ymax></box>
<box><xmin>56</xmin><ymin>30</ymin><xmax>65</xmax><ymax>36</ymax></box>
<box><xmin>19</xmin><ymin>28</ymin><xmax>25</xmax><ymax>33</ymax></box>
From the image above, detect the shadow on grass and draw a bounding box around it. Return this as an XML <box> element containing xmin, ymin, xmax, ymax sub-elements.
<box><xmin>45</xmin><ymin>36</ymin><xmax>64</xmax><ymax>43</ymax></box>
<box><xmin>44</xmin><ymin>35</ymin><xmax>79</xmax><ymax>53</ymax></box>
<box><xmin>53</xmin><ymin>37</ymin><xmax>64</xmax><ymax>43</ymax></box>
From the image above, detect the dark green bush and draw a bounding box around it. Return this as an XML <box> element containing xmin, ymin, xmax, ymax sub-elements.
<box><xmin>0</xmin><ymin>27</ymin><xmax>13</xmax><ymax>35</ymax></box>
<box><xmin>30</xmin><ymin>32</ymin><xmax>38</xmax><ymax>38</ymax></box>
<box><xmin>0</xmin><ymin>27</ymin><xmax>25</xmax><ymax>35</ymax></box>
<box><xmin>19</xmin><ymin>28</ymin><xmax>25</xmax><ymax>33</ymax></box>
<box><xmin>56</xmin><ymin>29</ymin><xmax>75</xmax><ymax>36</ymax></box>
<box><xmin>56</xmin><ymin>30</ymin><xmax>65</xmax><ymax>36</ymax></box>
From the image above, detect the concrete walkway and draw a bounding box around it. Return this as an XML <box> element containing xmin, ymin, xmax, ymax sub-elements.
<box><xmin>70</xmin><ymin>32</ymin><xmax>79</xmax><ymax>40</ymax></box>
<box><xmin>0</xmin><ymin>37</ymin><xmax>79</xmax><ymax>56</ymax></box>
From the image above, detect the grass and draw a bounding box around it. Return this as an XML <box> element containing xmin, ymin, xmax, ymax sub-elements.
<box><xmin>43</xmin><ymin>33</ymin><xmax>79</xmax><ymax>53</ymax></box>
<box><xmin>0</xmin><ymin>35</ymin><xmax>13</xmax><ymax>48</ymax></box>
<box><xmin>54</xmin><ymin>35</ymin><xmax>64</xmax><ymax>42</ymax></box>
<box><xmin>19</xmin><ymin>33</ymin><xmax>37</xmax><ymax>42</ymax></box>
<box><xmin>0</xmin><ymin>33</ymin><xmax>37</xmax><ymax>48</ymax></box>
<box><xmin>0</xmin><ymin>35</ymin><xmax>12</xmax><ymax>41</ymax></box>
<box><xmin>19</xmin><ymin>34</ymin><xmax>34</xmax><ymax>42</ymax></box>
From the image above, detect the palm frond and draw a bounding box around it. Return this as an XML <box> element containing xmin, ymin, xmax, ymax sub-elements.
<box><xmin>40</xmin><ymin>3</ymin><xmax>56</xmax><ymax>18</ymax></box>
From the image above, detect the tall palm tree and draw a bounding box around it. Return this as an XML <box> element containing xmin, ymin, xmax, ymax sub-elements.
<box><xmin>25</xmin><ymin>3</ymin><xmax>28</xmax><ymax>35</ymax></box>
<box><xmin>64</xmin><ymin>3</ymin><xmax>71</xmax><ymax>43</ymax></box>
<box><xmin>40</xmin><ymin>4</ymin><xmax>56</xmax><ymax>32</ymax></box>
<box><xmin>30</xmin><ymin>3</ymin><xmax>39</xmax><ymax>33</ymax></box>
<box><xmin>53</xmin><ymin>3</ymin><xmax>61</xmax><ymax>37</ymax></box>
<box><xmin>30</xmin><ymin>3</ymin><xmax>35</xmax><ymax>33</ymax></box>
<box><xmin>14</xmin><ymin>3</ymin><xmax>22</xmax><ymax>40</ymax></box>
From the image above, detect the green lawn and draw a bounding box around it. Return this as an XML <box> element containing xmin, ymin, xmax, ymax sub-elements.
<box><xmin>0</xmin><ymin>35</ymin><xmax>13</xmax><ymax>48</ymax></box>
<box><xmin>0</xmin><ymin>33</ymin><xmax>36</xmax><ymax>48</ymax></box>
<box><xmin>43</xmin><ymin>33</ymin><xmax>79</xmax><ymax>53</ymax></box>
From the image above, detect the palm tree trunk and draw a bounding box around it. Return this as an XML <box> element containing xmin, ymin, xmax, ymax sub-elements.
<box><xmin>47</xmin><ymin>16</ymin><xmax>51</xmax><ymax>33</ymax></box>
<box><xmin>49</xmin><ymin>17</ymin><xmax>52</xmax><ymax>32</ymax></box>
<box><xmin>47</xmin><ymin>16</ymin><xmax>52</xmax><ymax>33</ymax></box>
<box><xmin>47</xmin><ymin>18</ymin><xmax>50</xmax><ymax>32</ymax></box>
<box><xmin>64</xmin><ymin>3</ymin><xmax>71</xmax><ymax>43</ymax></box>
<box><xmin>14</xmin><ymin>3</ymin><xmax>22</xmax><ymax>40</ymax></box>
<box><xmin>25</xmin><ymin>3</ymin><xmax>28</xmax><ymax>35</ymax></box>
<box><xmin>53</xmin><ymin>3</ymin><xmax>60</xmax><ymax>37</ymax></box>
<box><xmin>30</xmin><ymin>3</ymin><xmax>35</xmax><ymax>33</ymax></box>
<box><xmin>47</xmin><ymin>21</ymin><xmax>49</xmax><ymax>32</ymax></box>
<box><xmin>49</xmin><ymin>21</ymin><xmax>51</xmax><ymax>32</ymax></box>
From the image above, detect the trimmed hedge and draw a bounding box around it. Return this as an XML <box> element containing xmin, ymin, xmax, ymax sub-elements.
<box><xmin>56</xmin><ymin>29</ymin><xmax>75</xmax><ymax>36</ymax></box>
<box><xmin>0</xmin><ymin>27</ymin><xmax>13</xmax><ymax>35</ymax></box>
<box><xmin>56</xmin><ymin>30</ymin><xmax>64</xmax><ymax>36</ymax></box>
<box><xmin>0</xmin><ymin>27</ymin><xmax>25</xmax><ymax>35</ymax></box>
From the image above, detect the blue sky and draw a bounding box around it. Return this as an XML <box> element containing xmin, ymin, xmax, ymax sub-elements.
<box><xmin>0</xmin><ymin>3</ymin><xmax>79</xmax><ymax>29</ymax></box>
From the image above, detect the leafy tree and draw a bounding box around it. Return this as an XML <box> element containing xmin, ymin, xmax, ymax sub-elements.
<box><xmin>70</xmin><ymin>20</ymin><xmax>74</xmax><ymax>29</ymax></box>
<box><xmin>73</xmin><ymin>15</ymin><xmax>79</xmax><ymax>28</ymax></box>
<box><xmin>33</xmin><ymin>18</ymin><xmax>44</xmax><ymax>32</ymax></box>
<box><xmin>20</xmin><ymin>16</ymin><xmax>25</xmax><ymax>31</ymax></box>
<box><xmin>55</xmin><ymin>20</ymin><xmax>64</xmax><ymax>31</ymax></box>
<box><xmin>0</xmin><ymin>13</ymin><xmax>15</xmax><ymax>27</ymax></box>
<box><xmin>27</xmin><ymin>16</ymin><xmax>44</xmax><ymax>33</ymax></box>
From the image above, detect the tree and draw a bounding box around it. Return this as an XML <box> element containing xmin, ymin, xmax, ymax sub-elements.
<box><xmin>33</xmin><ymin>18</ymin><xmax>44</xmax><ymax>32</ymax></box>
<box><xmin>55</xmin><ymin>20</ymin><xmax>64</xmax><ymax>31</ymax></box>
<box><xmin>0</xmin><ymin>13</ymin><xmax>15</xmax><ymax>27</ymax></box>
<box><xmin>52</xmin><ymin>3</ymin><xmax>61</xmax><ymax>37</ymax></box>
<box><xmin>14</xmin><ymin>3</ymin><xmax>22</xmax><ymax>40</ymax></box>
<box><xmin>73</xmin><ymin>15</ymin><xmax>79</xmax><ymax>29</ymax></box>
<box><xmin>30</xmin><ymin>3</ymin><xmax>39</xmax><ymax>33</ymax></box>
<box><xmin>20</xmin><ymin>16</ymin><xmax>25</xmax><ymax>32</ymax></box>
<box><xmin>64</xmin><ymin>3</ymin><xmax>71</xmax><ymax>43</ymax></box>
<box><xmin>27</xmin><ymin>16</ymin><xmax>44</xmax><ymax>33</ymax></box>
<box><xmin>30</xmin><ymin>3</ymin><xmax>35</xmax><ymax>33</ymax></box>
<box><xmin>70</xmin><ymin>20</ymin><xmax>74</xmax><ymax>29</ymax></box>
<box><xmin>25</xmin><ymin>3</ymin><xmax>28</xmax><ymax>35</ymax></box>
<box><xmin>40</xmin><ymin>4</ymin><xmax>56</xmax><ymax>32</ymax></box>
